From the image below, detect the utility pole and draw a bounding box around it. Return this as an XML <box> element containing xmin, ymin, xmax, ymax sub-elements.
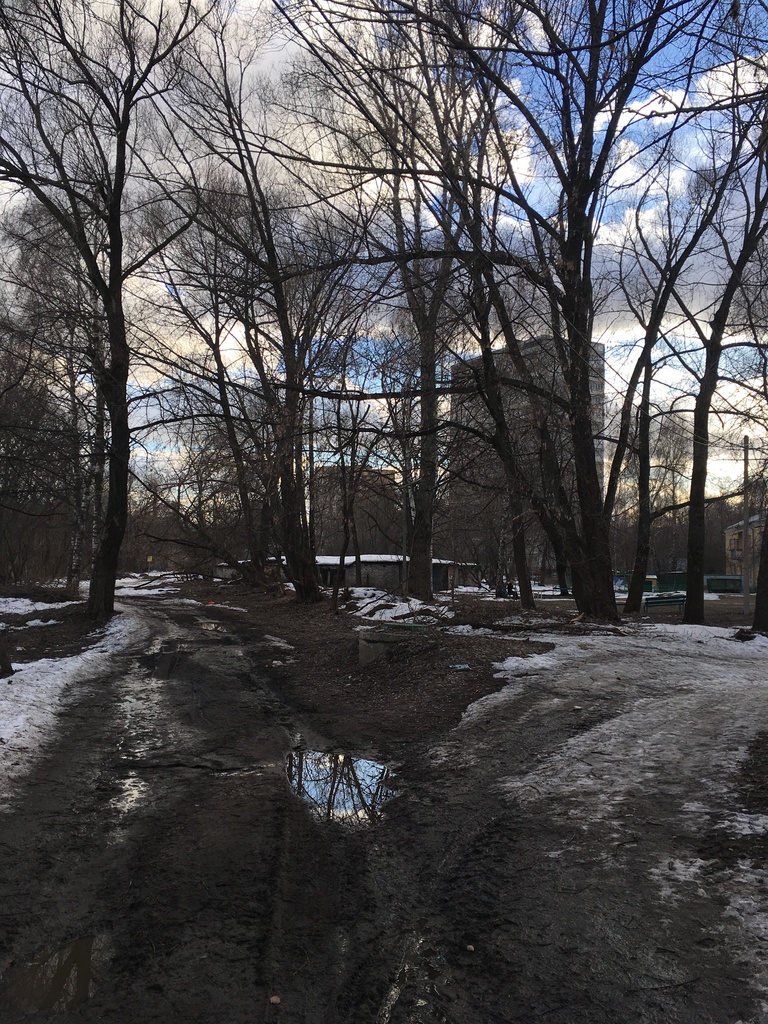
<box><xmin>744</xmin><ymin>435</ymin><xmax>751</xmax><ymax>616</ymax></box>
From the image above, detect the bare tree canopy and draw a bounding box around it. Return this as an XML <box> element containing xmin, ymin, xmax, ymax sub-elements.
<box><xmin>1</xmin><ymin>0</ymin><xmax>768</xmax><ymax>617</ymax></box>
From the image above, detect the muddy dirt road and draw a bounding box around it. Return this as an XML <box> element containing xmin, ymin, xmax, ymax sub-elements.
<box><xmin>1</xmin><ymin>595</ymin><xmax>766</xmax><ymax>1023</ymax></box>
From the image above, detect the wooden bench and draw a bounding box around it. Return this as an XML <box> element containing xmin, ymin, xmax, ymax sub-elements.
<box><xmin>643</xmin><ymin>593</ymin><xmax>686</xmax><ymax>616</ymax></box>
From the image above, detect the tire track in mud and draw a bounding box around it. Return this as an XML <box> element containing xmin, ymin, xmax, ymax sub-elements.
<box><xmin>3</xmin><ymin>604</ymin><xmax>767</xmax><ymax>1024</ymax></box>
<box><xmin>0</xmin><ymin>600</ymin><xmax>419</xmax><ymax>1024</ymax></box>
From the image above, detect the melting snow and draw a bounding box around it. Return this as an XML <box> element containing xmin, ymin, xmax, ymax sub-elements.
<box><xmin>0</xmin><ymin>599</ymin><xmax>76</xmax><ymax>615</ymax></box>
<box><xmin>5</xmin><ymin>578</ymin><xmax>768</xmax><ymax>1001</ymax></box>
<box><xmin>0</xmin><ymin>607</ymin><xmax>149</xmax><ymax>812</ymax></box>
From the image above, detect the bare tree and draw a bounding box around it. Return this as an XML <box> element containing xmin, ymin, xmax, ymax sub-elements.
<box><xmin>159</xmin><ymin>11</ymin><xmax>377</xmax><ymax>601</ymax></box>
<box><xmin>143</xmin><ymin>217</ymin><xmax>282</xmax><ymax>580</ymax></box>
<box><xmin>679</xmin><ymin>87</ymin><xmax>768</xmax><ymax>620</ymax></box>
<box><xmin>0</xmin><ymin>0</ymin><xmax>210</xmax><ymax>615</ymax></box>
<box><xmin>0</xmin><ymin>318</ymin><xmax>75</xmax><ymax>583</ymax></box>
<box><xmin>322</xmin><ymin>394</ymin><xmax>377</xmax><ymax>611</ymax></box>
<box><xmin>276</xmin><ymin>0</ymin><xmax>737</xmax><ymax>620</ymax></box>
<box><xmin>0</xmin><ymin>202</ymin><xmax>109</xmax><ymax>594</ymax></box>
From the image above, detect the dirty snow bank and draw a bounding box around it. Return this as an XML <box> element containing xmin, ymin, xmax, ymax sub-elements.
<box><xmin>0</xmin><ymin>606</ymin><xmax>149</xmax><ymax>812</ymax></box>
<box><xmin>0</xmin><ymin>598</ymin><xmax>78</xmax><ymax>617</ymax></box>
<box><xmin>0</xmin><ymin>572</ymin><xmax>247</xmax><ymax>811</ymax></box>
<box><xmin>464</xmin><ymin>622</ymin><xmax>768</xmax><ymax>1009</ymax></box>
<box><xmin>347</xmin><ymin>588</ymin><xmax>455</xmax><ymax>622</ymax></box>
<box><xmin>487</xmin><ymin>624</ymin><xmax>768</xmax><ymax>816</ymax></box>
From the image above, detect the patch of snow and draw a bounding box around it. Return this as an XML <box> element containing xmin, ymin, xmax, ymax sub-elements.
<box><xmin>649</xmin><ymin>858</ymin><xmax>712</xmax><ymax>903</ymax></box>
<box><xmin>447</xmin><ymin>620</ymin><xmax>768</xmax><ymax>998</ymax></box>
<box><xmin>494</xmin><ymin>612</ymin><xmax>557</xmax><ymax>624</ymax></box>
<box><xmin>0</xmin><ymin>610</ymin><xmax>148</xmax><ymax>812</ymax></box>
<box><xmin>0</xmin><ymin>599</ymin><xmax>76</xmax><ymax>615</ymax></box>
<box><xmin>346</xmin><ymin>587</ymin><xmax>388</xmax><ymax>602</ymax></box>
<box><xmin>724</xmin><ymin>872</ymin><xmax>768</xmax><ymax>943</ymax></box>
<box><xmin>682</xmin><ymin>801</ymin><xmax>710</xmax><ymax>814</ymax></box>
<box><xmin>115</xmin><ymin>587</ymin><xmax>181</xmax><ymax>597</ymax></box>
<box><xmin>353</xmin><ymin>592</ymin><xmax>453</xmax><ymax>622</ymax></box>
<box><xmin>264</xmin><ymin>634</ymin><xmax>295</xmax><ymax>651</ymax></box>
<box><xmin>718</xmin><ymin>813</ymin><xmax>768</xmax><ymax>837</ymax></box>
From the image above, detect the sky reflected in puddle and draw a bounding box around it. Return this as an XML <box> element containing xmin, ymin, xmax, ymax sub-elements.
<box><xmin>2</xmin><ymin>934</ymin><xmax>108</xmax><ymax>1014</ymax></box>
<box><xmin>286</xmin><ymin>750</ymin><xmax>395</xmax><ymax>825</ymax></box>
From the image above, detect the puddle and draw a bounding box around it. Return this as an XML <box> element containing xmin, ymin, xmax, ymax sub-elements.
<box><xmin>286</xmin><ymin>749</ymin><xmax>395</xmax><ymax>825</ymax></box>
<box><xmin>2</xmin><ymin>934</ymin><xmax>108</xmax><ymax>1014</ymax></box>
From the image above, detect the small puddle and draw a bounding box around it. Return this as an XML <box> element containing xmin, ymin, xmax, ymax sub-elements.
<box><xmin>2</xmin><ymin>934</ymin><xmax>108</xmax><ymax>1014</ymax></box>
<box><xmin>286</xmin><ymin>749</ymin><xmax>395</xmax><ymax>825</ymax></box>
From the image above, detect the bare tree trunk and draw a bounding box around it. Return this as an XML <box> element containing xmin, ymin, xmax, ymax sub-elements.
<box><xmin>624</xmin><ymin>361</ymin><xmax>653</xmax><ymax>615</ymax></box>
<box><xmin>352</xmin><ymin>519</ymin><xmax>363</xmax><ymax>586</ymax></box>
<box><xmin>90</xmin><ymin>387</ymin><xmax>106</xmax><ymax>579</ymax></box>
<box><xmin>683</xmin><ymin>350</ymin><xmax>722</xmax><ymax>624</ymax></box>
<box><xmin>563</xmin><ymin>288</ymin><xmax>618</xmax><ymax>622</ymax></box>
<box><xmin>0</xmin><ymin>638</ymin><xmax>13</xmax><ymax>678</ymax></box>
<box><xmin>331</xmin><ymin>521</ymin><xmax>351</xmax><ymax>613</ymax></box>
<box><xmin>278</xmin><ymin>436</ymin><xmax>321</xmax><ymax>603</ymax></box>
<box><xmin>88</xmin><ymin>309</ymin><xmax>130</xmax><ymax>618</ymax></box>
<box><xmin>509</xmin><ymin>493</ymin><xmax>535</xmax><ymax>609</ymax></box>
<box><xmin>408</xmin><ymin>493</ymin><xmax>435</xmax><ymax>600</ymax></box>
<box><xmin>0</xmin><ymin>0</ymin><xmax>206</xmax><ymax>619</ymax></box>
<box><xmin>495</xmin><ymin>511</ymin><xmax>509</xmax><ymax>597</ymax></box>
<box><xmin>624</xmin><ymin>520</ymin><xmax>652</xmax><ymax>615</ymax></box>
<box><xmin>511</xmin><ymin>518</ymin><xmax>535</xmax><ymax>609</ymax></box>
<box><xmin>87</xmin><ymin>274</ymin><xmax>132</xmax><ymax>618</ymax></box>
<box><xmin>536</xmin><ymin>512</ymin><xmax>570</xmax><ymax>595</ymax></box>
<box><xmin>331</xmin><ymin>432</ymin><xmax>354</xmax><ymax>612</ymax></box>
<box><xmin>65</xmin><ymin>356</ymin><xmax>87</xmax><ymax>599</ymax></box>
<box><xmin>67</xmin><ymin>485</ymin><xmax>87</xmax><ymax>599</ymax></box>
<box><xmin>408</xmin><ymin>332</ymin><xmax>439</xmax><ymax>602</ymax></box>
<box><xmin>555</xmin><ymin>552</ymin><xmax>570</xmax><ymax>596</ymax></box>
<box><xmin>210</xmin><ymin>331</ymin><xmax>268</xmax><ymax>582</ymax></box>
<box><xmin>570</xmin><ymin>562</ymin><xmax>588</xmax><ymax>611</ymax></box>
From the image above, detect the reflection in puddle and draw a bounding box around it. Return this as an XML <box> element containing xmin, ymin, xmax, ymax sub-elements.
<box><xmin>3</xmin><ymin>934</ymin><xmax>108</xmax><ymax>1014</ymax></box>
<box><xmin>286</xmin><ymin>750</ymin><xmax>394</xmax><ymax>824</ymax></box>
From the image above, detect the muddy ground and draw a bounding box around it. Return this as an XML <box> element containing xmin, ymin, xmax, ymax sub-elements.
<box><xmin>0</xmin><ymin>582</ymin><xmax>766</xmax><ymax>1023</ymax></box>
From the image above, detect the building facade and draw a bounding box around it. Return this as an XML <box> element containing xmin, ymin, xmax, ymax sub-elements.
<box><xmin>724</xmin><ymin>513</ymin><xmax>766</xmax><ymax>589</ymax></box>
